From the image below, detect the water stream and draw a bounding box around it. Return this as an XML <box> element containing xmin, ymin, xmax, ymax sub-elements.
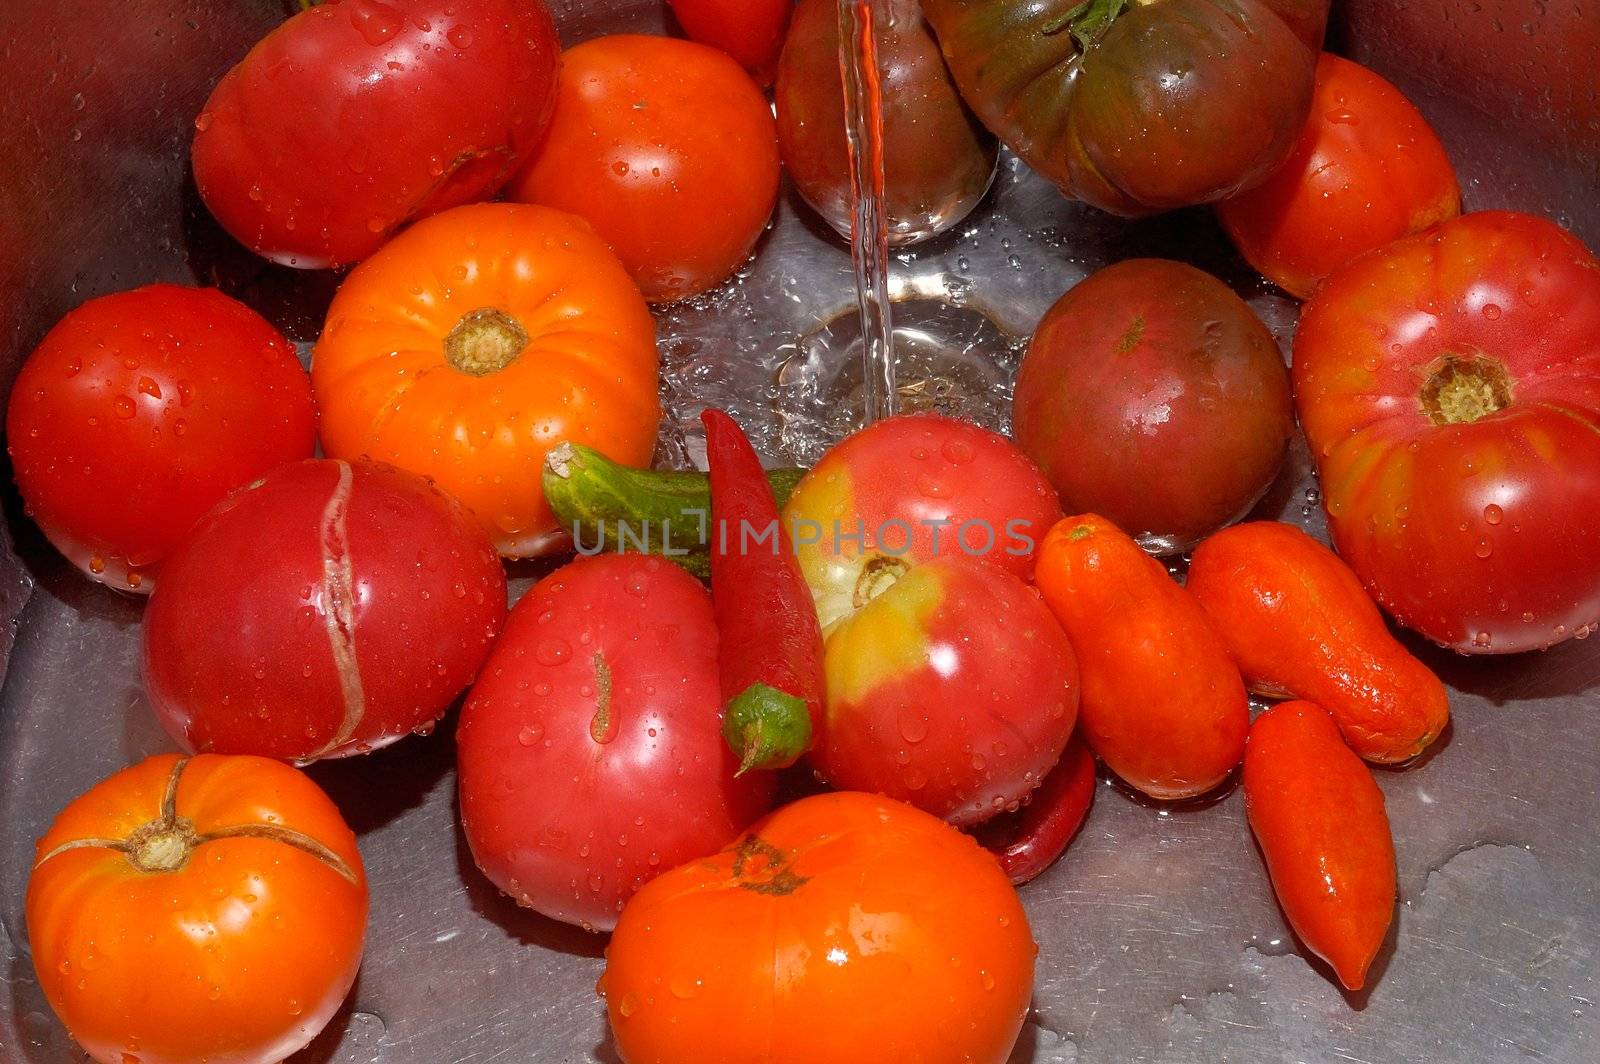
<box><xmin>836</xmin><ymin>0</ymin><xmax>897</xmax><ymax>424</ymax></box>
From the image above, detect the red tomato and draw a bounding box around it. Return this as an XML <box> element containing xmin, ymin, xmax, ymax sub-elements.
<box><xmin>1294</xmin><ymin>211</ymin><xmax>1600</xmax><ymax>653</ymax></box>
<box><xmin>508</xmin><ymin>35</ymin><xmax>781</xmax><ymax>302</ymax></box>
<box><xmin>27</xmin><ymin>754</ymin><xmax>366</xmax><ymax>1064</ymax></box>
<box><xmin>457</xmin><ymin>553</ymin><xmax>775</xmax><ymax>932</ymax></box>
<box><xmin>143</xmin><ymin>459</ymin><xmax>506</xmax><ymax>760</ymax></box>
<box><xmin>6</xmin><ymin>284</ymin><xmax>315</xmax><ymax>593</ymax></box>
<box><xmin>668</xmin><ymin>0</ymin><xmax>791</xmax><ymax>83</ymax></box>
<box><xmin>780</xmin><ymin>413</ymin><xmax>1064</xmax><ymax>632</ymax></box>
<box><xmin>192</xmin><ymin>0</ymin><xmax>559</xmax><ymax>268</ymax></box>
<box><xmin>1218</xmin><ymin>53</ymin><xmax>1460</xmax><ymax>299</ymax></box>
<box><xmin>814</xmin><ymin>556</ymin><xmax>1079</xmax><ymax>826</ymax></box>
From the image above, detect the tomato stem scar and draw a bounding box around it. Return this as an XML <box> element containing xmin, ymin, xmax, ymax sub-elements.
<box><xmin>853</xmin><ymin>554</ymin><xmax>909</xmax><ymax>608</ymax></box>
<box><xmin>589</xmin><ymin>653</ymin><xmax>618</xmax><ymax>744</ymax></box>
<box><xmin>730</xmin><ymin>835</ymin><xmax>809</xmax><ymax>896</ymax></box>
<box><xmin>445</xmin><ymin>307</ymin><xmax>529</xmax><ymax>376</ymax></box>
<box><xmin>1420</xmin><ymin>352</ymin><xmax>1512</xmax><ymax>425</ymax></box>
<box><xmin>33</xmin><ymin>757</ymin><xmax>359</xmax><ymax>884</ymax></box>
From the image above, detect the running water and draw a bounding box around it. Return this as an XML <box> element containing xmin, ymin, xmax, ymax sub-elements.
<box><xmin>836</xmin><ymin>0</ymin><xmax>897</xmax><ymax>424</ymax></box>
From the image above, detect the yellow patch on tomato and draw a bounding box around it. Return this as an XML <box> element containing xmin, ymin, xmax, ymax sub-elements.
<box><xmin>824</xmin><ymin>565</ymin><xmax>944</xmax><ymax>712</ymax></box>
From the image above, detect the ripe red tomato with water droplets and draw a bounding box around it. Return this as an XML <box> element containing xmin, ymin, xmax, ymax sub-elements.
<box><xmin>143</xmin><ymin>459</ymin><xmax>506</xmax><ymax>761</ymax></box>
<box><xmin>1294</xmin><ymin>211</ymin><xmax>1600</xmax><ymax>653</ymax></box>
<box><xmin>457</xmin><ymin>553</ymin><xmax>774</xmax><ymax>932</ymax></box>
<box><xmin>192</xmin><ymin>0</ymin><xmax>559</xmax><ymax>268</ymax></box>
<box><xmin>508</xmin><ymin>35</ymin><xmax>780</xmax><ymax>302</ymax></box>
<box><xmin>6</xmin><ymin>284</ymin><xmax>315</xmax><ymax>593</ymax></box>
<box><xmin>1218</xmin><ymin>53</ymin><xmax>1460</xmax><ymax>300</ymax></box>
<box><xmin>668</xmin><ymin>0</ymin><xmax>791</xmax><ymax>83</ymax></box>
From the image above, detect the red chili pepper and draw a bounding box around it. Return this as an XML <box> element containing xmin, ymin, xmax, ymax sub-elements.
<box><xmin>702</xmin><ymin>409</ymin><xmax>825</xmax><ymax>773</ymax></box>
<box><xmin>974</xmin><ymin>733</ymin><xmax>1096</xmax><ymax>885</ymax></box>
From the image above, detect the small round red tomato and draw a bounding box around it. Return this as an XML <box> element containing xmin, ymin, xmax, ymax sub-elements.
<box><xmin>1295</xmin><ymin>211</ymin><xmax>1600</xmax><ymax>653</ymax></box>
<box><xmin>1218</xmin><ymin>53</ymin><xmax>1461</xmax><ymax>299</ymax></box>
<box><xmin>192</xmin><ymin>0</ymin><xmax>559</xmax><ymax>268</ymax></box>
<box><xmin>668</xmin><ymin>0</ymin><xmax>791</xmax><ymax>83</ymax></box>
<box><xmin>457</xmin><ymin>553</ymin><xmax>774</xmax><ymax>932</ymax></box>
<box><xmin>603</xmin><ymin>791</ymin><xmax>1036</xmax><ymax>1064</ymax></box>
<box><xmin>781</xmin><ymin>413</ymin><xmax>1064</xmax><ymax>630</ymax></box>
<box><xmin>813</xmin><ymin>556</ymin><xmax>1078</xmax><ymax>826</ymax></box>
<box><xmin>6</xmin><ymin>284</ymin><xmax>315</xmax><ymax>592</ymax></box>
<box><xmin>143</xmin><ymin>459</ymin><xmax>506</xmax><ymax>759</ymax></box>
<box><xmin>1014</xmin><ymin>260</ymin><xmax>1294</xmax><ymax>554</ymax></box>
<box><xmin>508</xmin><ymin>35</ymin><xmax>781</xmax><ymax>302</ymax></box>
<box><xmin>27</xmin><ymin>754</ymin><xmax>366</xmax><ymax>1064</ymax></box>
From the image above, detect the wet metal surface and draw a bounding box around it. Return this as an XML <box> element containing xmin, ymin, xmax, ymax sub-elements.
<box><xmin>2</xmin><ymin>1</ymin><xmax>1598</xmax><ymax>1062</ymax></box>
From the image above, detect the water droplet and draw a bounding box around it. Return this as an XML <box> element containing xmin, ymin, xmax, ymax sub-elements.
<box><xmin>1472</xmin><ymin>631</ymin><xmax>1492</xmax><ymax>648</ymax></box>
<box><xmin>113</xmin><ymin>396</ymin><xmax>137</xmax><ymax>419</ymax></box>
<box><xmin>618</xmin><ymin>992</ymin><xmax>639</xmax><ymax>1018</ymax></box>
<box><xmin>447</xmin><ymin>25</ymin><xmax>474</xmax><ymax>48</ymax></box>
<box><xmin>669</xmin><ymin>974</ymin><xmax>702</xmax><ymax>999</ymax></box>
<box><xmin>1325</xmin><ymin>107</ymin><xmax>1359</xmax><ymax>124</ymax></box>
<box><xmin>518</xmin><ymin>724</ymin><xmax>543</xmax><ymax>746</ymax></box>
<box><xmin>897</xmin><ymin>705</ymin><xmax>928</xmax><ymax>743</ymax></box>
<box><xmin>535</xmin><ymin>638</ymin><xmax>572</xmax><ymax>666</ymax></box>
<box><xmin>1483</xmin><ymin>503</ymin><xmax>1504</xmax><ymax>525</ymax></box>
<box><xmin>1482</xmin><ymin>303</ymin><xmax>1503</xmax><ymax>320</ymax></box>
<box><xmin>1474</xmin><ymin>538</ymin><xmax>1493</xmax><ymax>558</ymax></box>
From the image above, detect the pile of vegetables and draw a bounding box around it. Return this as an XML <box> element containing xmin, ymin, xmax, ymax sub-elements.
<box><xmin>9</xmin><ymin>0</ymin><xmax>1599</xmax><ymax>1062</ymax></box>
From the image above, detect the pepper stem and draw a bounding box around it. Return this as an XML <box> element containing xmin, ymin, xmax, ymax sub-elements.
<box><xmin>723</xmin><ymin>683</ymin><xmax>812</xmax><ymax>774</ymax></box>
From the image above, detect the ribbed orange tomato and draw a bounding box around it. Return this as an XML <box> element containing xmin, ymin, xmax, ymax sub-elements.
<box><xmin>602</xmin><ymin>792</ymin><xmax>1036</xmax><ymax>1064</ymax></box>
<box><xmin>26</xmin><ymin>754</ymin><xmax>367</xmax><ymax>1064</ymax></box>
<box><xmin>312</xmin><ymin>202</ymin><xmax>661</xmax><ymax>557</ymax></box>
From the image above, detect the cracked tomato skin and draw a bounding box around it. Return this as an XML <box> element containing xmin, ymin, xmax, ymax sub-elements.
<box><xmin>192</xmin><ymin>0</ymin><xmax>560</xmax><ymax>268</ymax></box>
<box><xmin>814</xmin><ymin>556</ymin><xmax>1079</xmax><ymax>827</ymax></box>
<box><xmin>1294</xmin><ymin>211</ymin><xmax>1600</xmax><ymax>653</ymax></box>
<box><xmin>602</xmin><ymin>791</ymin><xmax>1036</xmax><ymax>1064</ymax></box>
<box><xmin>6</xmin><ymin>284</ymin><xmax>315</xmax><ymax>593</ymax></box>
<box><xmin>142</xmin><ymin>459</ymin><xmax>506</xmax><ymax>761</ymax></box>
<box><xmin>921</xmin><ymin>0</ymin><xmax>1330</xmax><ymax>214</ymax></box>
<box><xmin>457</xmin><ymin>553</ymin><xmax>775</xmax><ymax>932</ymax></box>
<box><xmin>1218</xmin><ymin>53</ymin><xmax>1460</xmax><ymax>299</ymax></box>
<box><xmin>26</xmin><ymin>754</ymin><xmax>367</xmax><ymax>1064</ymax></box>
<box><xmin>1244</xmin><ymin>701</ymin><xmax>1396</xmax><ymax>991</ymax></box>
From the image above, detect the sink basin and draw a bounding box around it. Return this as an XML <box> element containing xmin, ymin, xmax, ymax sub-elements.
<box><xmin>1</xmin><ymin>2</ymin><xmax>1596</xmax><ymax>1061</ymax></box>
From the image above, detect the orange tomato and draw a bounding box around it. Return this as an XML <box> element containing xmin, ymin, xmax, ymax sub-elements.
<box><xmin>1244</xmin><ymin>700</ymin><xmax>1397</xmax><ymax>991</ymax></box>
<box><xmin>312</xmin><ymin>202</ymin><xmax>661</xmax><ymax>557</ymax></box>
<box><xmin>25</xmin><ymin>754</ymin><xmax>367</xmax><ymax>1064</ymax></box>
<box><xmin>1217</xmin><ymin>53</ymin><xmax>1460</xmax><ymax>299</ymax></box>
<box><xmin>1186</xmin><ymin>521</ymin><xmax>1450</xmax><ymax>763</ymax></box>
<box><xmin>509</xmin><ymin>35</ymin><xmax>781</xmax><ymax>302</ymax></box>
<box><xmin>1034</xmin><ymin>515</ymin><xmax>1249</xmax><ymax>799</ymax></box>
<box><xmin>602</xmin><ymin>791</ymin><xmax>1036</xmax><ymax>1064</ymax></box>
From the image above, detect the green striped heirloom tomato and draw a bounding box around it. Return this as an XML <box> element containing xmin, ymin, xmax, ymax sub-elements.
<box><xmin>920</xmin><ymin>0</ymin><xmax>1331</xmax><ymax>214</ymax></box>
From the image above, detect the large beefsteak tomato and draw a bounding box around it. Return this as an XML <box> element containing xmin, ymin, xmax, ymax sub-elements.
<box><xmin>312</xmin><ymin>203</ymin><xmax>661</xmax><ymax>557</ymax></box>
<box><xmin>1295</xmin><ymin>211</ymin><xmax>1600</xmax><ymax>653</ymax></box>
<box><xmin>920</xmin><ymin>0</ymin><xmax>1330</xmax><ymax>214</ymax></box>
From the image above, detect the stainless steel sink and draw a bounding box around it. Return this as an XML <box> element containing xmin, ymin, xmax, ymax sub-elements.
<box><xmin>1</xmin><ymin>1</ymin><xmax>1597</xmax><ymax>1062</ymax></box>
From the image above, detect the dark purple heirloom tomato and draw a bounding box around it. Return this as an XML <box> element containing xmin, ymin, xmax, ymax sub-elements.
<box><xmin>921</xmin><ymin>0</ymin><xmax>1331</xmax><ymax>214</ymax></box>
